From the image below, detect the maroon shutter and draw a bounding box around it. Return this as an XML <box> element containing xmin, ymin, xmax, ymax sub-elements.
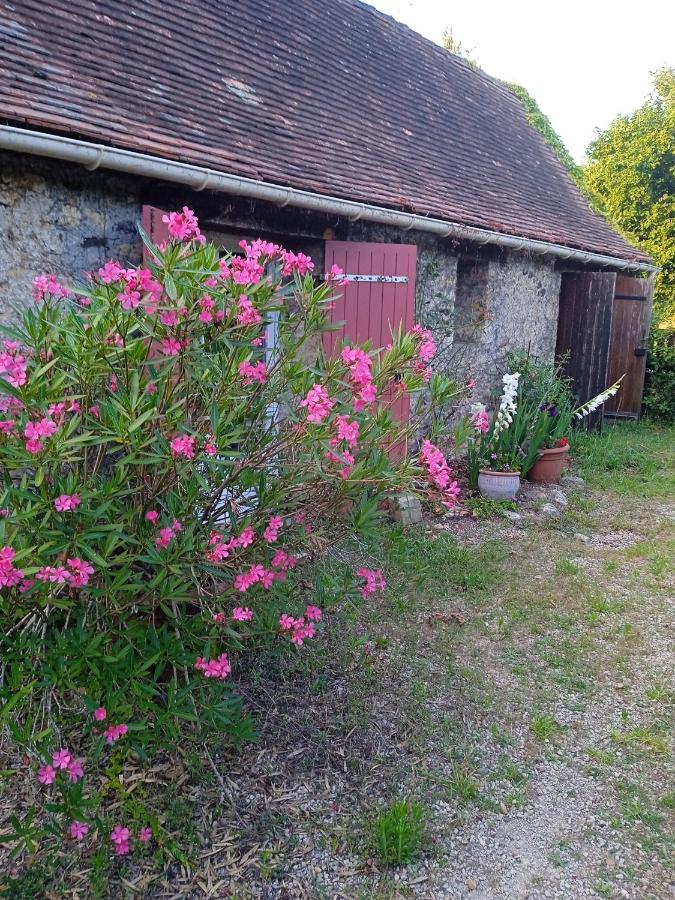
<box><xmin>141</xmin><ymin>205</ymin><xmax>172</xmax><ymax>260</ymax></box>
<box><xmin>323</xmin><ymin>241</ymin><xmax>417</xmax><ymax>431</ymax></box>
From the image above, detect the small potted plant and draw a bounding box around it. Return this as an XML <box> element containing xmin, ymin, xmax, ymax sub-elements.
<box><xmin>467</xmin><ymin>372</ymin><xmax>524</xmax><ymax>500</ymax></box>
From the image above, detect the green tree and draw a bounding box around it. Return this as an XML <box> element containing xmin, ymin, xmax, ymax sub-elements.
<box><xmin>585</xmin><ymin>68</ymin><xmax>675</xmax><ymax>325</ymax></box>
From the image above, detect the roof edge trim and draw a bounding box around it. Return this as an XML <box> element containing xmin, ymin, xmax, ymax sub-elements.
<box><xmin>0</xmin><ymin>126</ymin><xmax>658</xmax><ymax>273</ymax></box>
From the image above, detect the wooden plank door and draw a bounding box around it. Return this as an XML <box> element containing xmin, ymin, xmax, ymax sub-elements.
<box><xmin>604</xmin><ymin>275</ymin><xmax>654</xmax><ymax>418</ymax></box>
<box><xmin>323</xmin><ymin>241</ymin><xmax>417</xmax><ymax>428</ymax></box>
<box><xmin>555</xmin><ymin>271</ymin><xmax>616</xmax><ymax>430</ymax></box>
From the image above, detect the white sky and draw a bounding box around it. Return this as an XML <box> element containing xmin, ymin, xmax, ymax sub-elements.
<box><xmin>365</xmin><ymin>0</ymin><xmax>674</xmax><ymax>162</ymax></box>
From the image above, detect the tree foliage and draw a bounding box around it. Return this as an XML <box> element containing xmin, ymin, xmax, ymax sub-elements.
<box><xmin>585</xmin><ymin>68</ymin><xmax>675</xmax><ymax>325</ymax></box>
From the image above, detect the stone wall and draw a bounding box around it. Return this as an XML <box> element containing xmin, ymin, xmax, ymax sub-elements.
<box><xmin>0</xmin><ymin>152</ymin><xmax>141</xmax><ymax>324</ymax></box>
<box><xmin>0</xmin><ymin>153</ymin><xmax>560</xmax><ymax>399</ymax></box>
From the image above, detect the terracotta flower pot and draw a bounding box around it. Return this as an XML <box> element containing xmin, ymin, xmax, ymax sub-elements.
<box><xmin>478</xmin><ymin>469</ymin><xmax>521</xmax><ymax>501</ymax></box>
<box><xmin>528</xmin><ymin>445</ymin><xmax>569</xmax><ymax>484</ymax></box>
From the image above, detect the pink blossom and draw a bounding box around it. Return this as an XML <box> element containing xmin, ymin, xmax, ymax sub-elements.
<box><xmin>103</xmin><ymin>723</ymin><xmax>128</xmax><ymax>744</ymax></box>
<box><xmin>341</xmin><ymin>346</ymin><xmax>376</xmax><ymax>410</ymax></box>
<box><xmin>66</xmin><ymin>557</ymin><xmax>95</xmax><ymax>588</ymax></box>
<box><xmin>212</xmin><ymin>611</ymin><xmax>226</xmax><ymax>623</ymax></box>
<box><xmin>89</xmin><ymin>404</ymin><xmax>100</xmax><ymax>418</ymax></box>
<box><xmin>69</xmin><ymin>820</ymin><xmax>89</xmax><ymax>841</ymax></box>
<box><xmin>263</xmin><ymin>515</ymin><xmax>283</xmax><ymax>543</ymax></box>
<box><xmin>279</xmin><ymin>614</ymin><xmax>316</xmax><ymax>646</ymax></box>
<box><xmin>305</xmin><ymin>605</ymin><xmax>322</xmax><ymax>621</ymax></box>
<box><xmin>170</xmin><ymin>434</ymin><xmax>196</xmax><ymax>459</ymax></box>
<box><xmin>194</xmin><ymin>653</ymin><xmax>231</xmax><ymax>679</ymax></box>
<box><xmin>327</xmin><ymin>263</ymin><xmax>348</xmax><ymax>285</ymax></box>
<box><xmin>356</xmin><ymin>567</ymin><xmax>387</xmax><ymax>599</ymax></box>
<box><xmin>67</xmin><ymin>758</ymin><xmax>84</xmax><ymax>782</ymax></box>
<box><xmin>160</xmin><ymin>309</ymin><xmax>179</xmax><ymax>327</ymax></box>
<box><xmin>231</xmin><ymin>258</ymin><xmax>264</xmax><ymax>286</ymax></box>
<box><xmin>52</xmin><ymin>749</ymin><xmax>72</xmax><ymax>770</ymax></box>
<box><xmin>54</xmin><ymin>493</ymin><xmax>81</xmax><ymax>512</ymax></box>
<box><xmin>114</xmin><ymin>840</ymin><xmax>130</xmax><ymax>856</ymax></box>
<box><xmin>237</xmin><ymin>525</ymin><xmax>255</xmax><ymax>548</ymax></box>
<box><xmin>232</xmin><ymin>606</ymin><xmax>253</xmax><ymax>621</ymax></box>
<box><xmin>0</xmin><ymin>341</ymin><xmax>28</xmax><ymax>388</ymax></box>
<box><xmin>236</xmin><ymin>294</ymin><xmax>262</xmax><ymax>325</ymax></box>
<box><xmin>281</xmin><ymin>250</ymin><xmax>314</xmax><ymax>277</ymax></box>
<box><xmin>138</xmin><ymin>826</ymin><xmax>152</xmax><ymax>843</ymax></box>
<box><xmin>467</xmin><ymin>378</ymin><xmax>477</xmax><ymax>389</ymax></box>
<box><xmin>36</xmin><ymin>565</ymin><xmax>70</xmax><ymax>584</ymax></box>
<box><xmin>32</xmin><ymin>274</ymin><xmax>68</xmax><ymax>302</ymax></box>
<box><xmin>19</xmin><ymin>578</ymin><xmax>35</xmax><ymax>593</ymax></box>
<box><xmin>110</xmin><ymin>824</ymin><xmax>130</xmax><ymax>855</ymax></box>
<box><xmin>300</xmin><ymin>384</ymin><xmax>334</xmax><ymax>424</ymax></box>
<box><xmin>161</xmin><ymin>337</ymin><xmax>182</xmax><ymax>356</ymax></box>
<box><xmin>234</xmin><ymin>564</ymin><xmax>268</xmax><ymax>592</ymax></box>
<box><xmin>203</xmin><ymin>436</ymin><xmax>218</xmax><ymax>456</ymax></box>
<box><xmin>0</xmin><ymin>545</ymin><xmax>23</xmax><ymax>588</ymax></box>
<box><xmin>271</xmin><ymin>549</ymin><xmax>297</xmax><ymax>572</ymax></box>
<box><xmin>117</xmin><ymin>285</ymin><xmax>141</xmax><ymax>310</ymax></box>
<box><xmin>412</xmin><ymin>324</ymin><xmax>436</xmax><ymax>363</ymax></box>
<box><xmin>419</xmin><ymin>440</ymin><xmax>461</xmax><ymax>507</ymax></box>
<box><xmin>239</xmin><ymin>238</ymin><xmax>282</xmax><ymax>261</ymax></box>
<box><xmin>155</xmin><ymin>527</ymin><xmax>175</xmax><ymax>550</ymax></box>
<box><xmin>98</xmin><ymin>260</ymin><xmax>126</xmax><ymax>283</ymax></box>
<box><xmin>38</xmin><ymin>764</ymin><xmax>56</xmax><ymax>785</ymax></box>
<box><xmin>109</xmin><ymin>374</ymin><xmax>118</xmax><ymax>393</ymax></box>
<box><xmin>94</xmin><ymin>707</ymin><xmax>107</xmax><ymax>721</ymax></box>
<box><xmin>146</xmin><ymin>382</ymin><xmax>157</xmax><ymax>395</ymax></box>
<box><xmin>162</xmin><ymin>207</ymin><xmax>205</xmax><ymax>243</ymax></box>
<box><xmin>238</xmin><ymin>359</ymin><xmax>268</xmax><ymax>386</ymax></box>
<box><xmin>333</xmin><ymin>414</ymin><xmax>359</xmax><ymax>449</ymax></box>
<box><xmin>470</xmin><ymin>408</ymin><xmax>490</xmax><ymax>433</ymax></box>
<box><xmin>145</xmin><ymin>510</ymin><xmax>159</xmax><ymax>523</ymax></box>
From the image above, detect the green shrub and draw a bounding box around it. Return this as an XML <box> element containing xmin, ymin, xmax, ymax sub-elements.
<box><xmin>373</xmin><ymin>800</ymin><xmax>425</xmax><ymax>865</ymax></box>
<box><xmin>643</xmin><ymin>330</ymin><xmax>675</xmax><ymax>422</ymax></box>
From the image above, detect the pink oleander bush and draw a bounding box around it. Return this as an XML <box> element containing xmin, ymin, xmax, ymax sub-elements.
<box><xmin>0</xmin><ymin>212</ymin><xmax>464</xmax><ymax>862</ymax></box>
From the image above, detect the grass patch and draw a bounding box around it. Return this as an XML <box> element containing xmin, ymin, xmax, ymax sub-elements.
<box><xmin>572</xmin><ymin>421</ymin><xmax>675</xmax><ymax>498</ymax></box>
<box><xmin>529</xmin><ymin>712</ymin><xmax>561</xmax><ymax>742</ymax></box>
<box><xmin>610</xmin><ymin>725</ymin><xmax>669</xmax><ymax>754</ymax></box>
<box><xmin>372</xmin><ymin>800</ymin><xmax>425</xmax><ymax>865</ymax></box>
<box><xmin>447</xmin><ymin>763</ymin><xmax>480</xmax><ymax>804</ymax></box>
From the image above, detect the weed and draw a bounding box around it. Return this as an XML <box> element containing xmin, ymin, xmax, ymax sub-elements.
<box><xmin>447</xmin><ymin>764</ymin><xmax>480</xmax><ymax>803</ymax></box>
<box><xmin>555</xmin><ymin>557</ymin><xmax>580</xmax><ymax>576</ymax></box>
<box><xmin>372</xmin><ymin>800</ymin><xmax>425</xmax><ymax>865</ymax></box>
<box><xmin>529</xmin><ymin>713</ymin><xmax>560</xmax><ymax>741</ymax></box>
<box><xmin>610</xmin><ymin>726</ymin><xmax>668</xmax><ymax>754</ymax></box>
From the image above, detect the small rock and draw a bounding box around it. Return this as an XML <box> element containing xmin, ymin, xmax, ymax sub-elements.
<box><xmin>550</xmin><ymin>489</ymin><xmax>568</xmax><ymax>507</ymax></box>
<box><xmin>467</xmin><ymin>878</ymin><xmax>477</xmax><ymax>891</ymax></box>
<box><xmin>562</xmin><ymin>474</ymin><xmax>585</xmax><ymax>486</ymax></box>
<box><xmin>573</xmin><ymin>532</ymin><xmax>591</xmax><ymax>543</ymax></box>
<box><xmin>541</xmin><ymin>503</ymin><xmax>560</xmax><ymax>517</ymax></box>
<box><xmin>501</xmin><ymin>510</ymin><xmax>522</xmax><ymax>521</ymax></box>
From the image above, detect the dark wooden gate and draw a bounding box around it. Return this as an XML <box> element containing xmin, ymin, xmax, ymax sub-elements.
<box><xmin>604</xmin><ymin>275</ymin><xmax>654</xmax><ymax>418</ymax></box>
<box><xmin>555</xmin><ymin>271</ymin><xmax>616</xmax><ymax>430</ymax></box>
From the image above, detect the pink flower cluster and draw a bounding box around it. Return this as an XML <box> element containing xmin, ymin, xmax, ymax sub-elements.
<box><xmin>69</xmin><ymin>821</ymin><xmax>89</xmax><ymax>841</ymax></box>
<box><xmin>233</xmin><ymin>547</ymin><xmax>298</xmax><ymax>592</ymax></box>
<box><xmin>170</xmin><ymin>434</ymin><xmax>196</xmax><ymax>459</ymax></box>
<box><xmin>54</xmin><ymin>492</ymin><xmax>81</xmax><ymax>512</ymax></box>
<box><xmin>162</xmin><ymin>206</ymin><xmax>205</xmax><ymax>244</ymax></box>
<box><xmin>263</xmin><ymin>515</ymin><xmax>283</xmax><ymax>543</ymax></box>
<box><xmin>412</xmin><ymin>324</ymin><xmax>436</xmax><ymax>363</ymax></box>
<box><xmin>103</xmin><ymin>722</ymin><xmax>129</xmax><ymax>743</ymax></box>
<box><xmin>239</xmin><ymin>359</ymin><xmax>268</xmax><ymax>385</ymax></box>
<box><xmin>36</xmin><ymin>557</ymin><xmax>95</xmax><ymax>589</ymax></box>
<box><xmin>24</xmin><ymin>417</ymin><xmax>57</xmax><ymax>454</ymax></box>
<box><xmin>419</xmin><ymin>440</ymin><xmax>461</xmax><ymax>508</ymax></box>
<box><xmin>32</xmin><ymin>274</ymin><xmax>68</xmax><ymax>303</ymax></box>
<box><xmin>0</xmin><ymin>341</ymin><xmax>28</xmax><ymax>388</ymax></box>
<box><xmin>281</xmin><ymin>251</ymin><xmax>315</xmax><ymax>277</ymax></box>
<box><xmin>0</xmin><ymin>546</ymin><xmax>24</xmax><ymax>589</ymax></box>
<box><xmin>232</xmin><ymin>606</ymin><xmax>253</xmax><ymax>621</ymax></box>
<box><xmin>356</xmin><ymin>567</ymin><xmax>387</xmax><ymax>599</ymax></box>
<box><xmin>341</xmin><ymin>346</ymin><xmax>377</xmax><ymax>410</ymax></box>
<box><xmin>154</xmin><ymin>518</ymin><xmax>183</xmax><ymax>550</ymax></box>
<box><xmin>206</xmin><ymin>525</ymin><xmax>255</xmax><ymax>562</ymax></box>
<box><xmin>111</xmin><ymin>824</ymin><xmax>131</xmax><ymax>856</ymax></box>
<box><xmin>194</xmin><ymin>652</ymin><xmax>231</xmax><ymax>679</ymax></box>
<box><xmin>326</xmin><ymin>263</ymin><xmax>348</xmax><ymax>285</ymax></box>
<box><xmin>38</xmin><ymin>749</ymin><xmax>84</xmax><ymax>786</ymax></box>
<box><xmin>161</xmin><ymin>337</ymin><xmax>183</xmax><ymax>356</ymax></box>
<box><xmin>300</xmin><ymin>384</ymin><xmax>334</xmax><ymax>424</ymax></box>
<box><xmin>470</xmin><ymin>405</ymin><xmax>490</xmax><ymax>433</ymax></box>
<box><xmin>236</xmin><ymin>294</ymin><xmax>262</xmax><ymax>326</ymax></box>
<box><xmin>279</xmin><ymin>605</ymin><xmax>321</xmax><ymax>646</ymax></box>
<box><xmin>118</xmin><ymin>267</ymin><xmax>163</xmax><ymax>311</ymax></box>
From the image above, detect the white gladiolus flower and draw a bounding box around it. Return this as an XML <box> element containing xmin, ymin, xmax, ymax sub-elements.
<box><xmin>493</xmin><ymin>371</ymin><xmax>520</xmax><ymax>438</ymax></box>
<box><xmin>574</xmin><ymin>376</ymin><xmax>625</xmax><ymax>420</ymax></box>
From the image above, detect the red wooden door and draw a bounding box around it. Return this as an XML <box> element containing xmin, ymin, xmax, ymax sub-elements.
<box><xmin>605</xmin><ymin>275</ymin><xmax>654</xmax><ymax>418</ymax></box>
<box><xmin>141</xmin><ymin>205</ymin><xmax>172</xmax><ymax>259</ymax></box>
<box><xmin>323</xmin><ymin>241</ymin><xmax>417</xmax><ymax>428</ymax></box>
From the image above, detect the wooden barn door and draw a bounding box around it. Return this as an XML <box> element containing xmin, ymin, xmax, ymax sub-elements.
<box><xmin>604</xmin><ymin>275</ymin><xmax>654</xmax><ymax>419</ymax></box>
<box><xmin>556</xmin><ymin>271</ymin><xmax>616</xmax><ymax>430</ymax></box>
<box><xmin>323</xmin><ymin>241</ymin><xmax>417</xmax><ymax>430</ymax></box>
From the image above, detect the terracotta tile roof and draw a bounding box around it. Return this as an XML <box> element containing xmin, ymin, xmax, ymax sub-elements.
<box><xmin>0</xmin><ymin>0</ymin><xmax>647</xmax><ymax>262</ymax></box>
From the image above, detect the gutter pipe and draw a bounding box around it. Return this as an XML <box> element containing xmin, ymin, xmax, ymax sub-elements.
<box><xmin>0</xmin><ymin>126</ymin><xmax>658</xmax><ymax>274</ymax></box>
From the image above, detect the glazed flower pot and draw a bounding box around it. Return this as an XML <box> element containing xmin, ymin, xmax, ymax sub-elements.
<box><xmin>528</xmin><ymin>445</ymin><xmax>569</xmax><ymax>484</ymax></box>
<box><xmin>478</xmin><ymin>469</ymin><xmax>521</xmax><ymax>501</ymax></box>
